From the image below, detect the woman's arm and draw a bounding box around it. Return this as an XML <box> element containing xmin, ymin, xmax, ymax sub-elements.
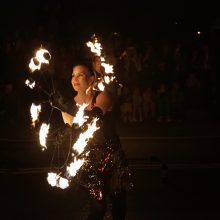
<box><xmin>95</xmin><ymin>91</ymin><xmax>112</xmax><ymax>114</ymax></box>
<box><xmin>61</xmin><ymin>112</ymin><xmax>73</xmax><ymax>125</ymax></box>
<box><xmin>61</xmin><ymin>91</ymin><xmax>112</xmax><ymax>124</ymax></box>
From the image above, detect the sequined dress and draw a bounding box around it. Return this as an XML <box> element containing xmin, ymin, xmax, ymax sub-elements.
<box><xmin>71</xmin><ymin>92</ymin><xmax>133</xmax><ymax>200</ymax></box>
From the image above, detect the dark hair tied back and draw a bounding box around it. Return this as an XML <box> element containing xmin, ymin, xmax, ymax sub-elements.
<box><xmin>73</xmin><ymin>57</ymin><xmax>95</xmax><ymax>76</ymax></box>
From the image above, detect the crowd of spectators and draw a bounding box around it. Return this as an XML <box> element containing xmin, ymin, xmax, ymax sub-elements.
<box><xmin>0</xmin><ymin>3</ymin><xmax>220</xmax><ymax>128</ymax></box>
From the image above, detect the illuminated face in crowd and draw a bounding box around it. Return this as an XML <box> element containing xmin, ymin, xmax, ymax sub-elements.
<box><xmin>92</xmin><ymin>56</ymin><xmax>102</xmax><ymax>73</ymax></box>
<box><xmin>71</xmin><ymin>65</ymin><xmax>94</xmax><ymax>92</ymax></box>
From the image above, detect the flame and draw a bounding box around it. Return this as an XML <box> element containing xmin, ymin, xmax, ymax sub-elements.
<box><xmin>47</xmin><ymin>172</ymin><xmax>69</xmax><ymax>189</ymax></box>
<box><xmin>97</xmin><ymin>82</ymin><xmax>105</xmax><ymax>91</ymax></box>
<box><xmin>29</xmin><ymin>58</ymin><xmax>41</xmax><ymax>72</ymax></box>
<box><xmin>47</xmin><ymin>172</ymin><xmax>59</xmax><ymax>187</ymax></box>
<box><xmin>27</xmin><ymin>48</ymin><xmax>103</xmax><ymax>190</ymax></box>
<box><xmin>39</xmin><ymin>123</ymin><xmax>50</xmax><ymax>150</ymax></box>
<box><xmin>86</xmin><ymin>40</ymin><xmax>102</xmax><ymax>56</ymax></box>
<box><xmin>66</xmin><ymin>158</ymin><xmax>85</xmax><ymax>177</ymax></box>
<box><xmin>47</xmin><ymin>104</ymin><xmax>100</xmax><ymax>189</ymax></box>
<box><xmin>101</xmin><ymin>63</ymin><xmax>113</xmax><ymax>74</ymax></box>
<box><xmin>30</xmin><ymin>103</ymin><xmax>41</xmax><ymax>127</ymax></box>
<box><xmin>29</xmin><ymin>48</ymin><xmax>51</xmax><ymax>72</ymax></box>
<box><xmin>63</xmin><ymin>117</ymin><xmax>100</xmax><ymax>180</ymax></box>
<box><xmin>72</xmin><ymin>118</ymin><xmax>99</xmax><ymax>154</ymax></box>
<box><xmin>104</xmin><ymin>76</ymin><xmax>110</xmax><ymax>84</ymax></box>
<box><xmin>72</xmin><ymin>103</ymin><xmax>88</xmax><ymax>126</ymax></box>
<box><xmin>86</xmin><ymin>35</ymin><xmax>119</xmax><ymax>91</ymax></box>
<box><xmin>25</xmin><ymin>79</ymin><xmax>36</xmax><ymax>89</ymax></box>
<box><xmin>36</xmin><ymin>49</ymin><xmax>50</xmax><ymax>64</ymax></box>
<box><xmin>58</xmin><ymin>177</ymin><xmax>69</xmax><ymax>189</ymax></box>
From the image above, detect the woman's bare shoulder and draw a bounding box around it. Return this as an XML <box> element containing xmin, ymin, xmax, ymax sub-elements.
<box><xmin>95</xmin><ymin>91</ymin><xmax>112</xmax><ymax>113</ymax></box>
<box><xmin>97</xmin><ymin>90</ymin><xmax>112</xmax><ymax>100</ymax></box>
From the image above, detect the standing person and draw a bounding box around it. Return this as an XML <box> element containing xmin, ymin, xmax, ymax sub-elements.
<box><xmin>91</xmin><ymin>55</ymin><xmax>121</xmax><ymax>122</ymax></box>
<box><xmin>50</xmin><ymin>60</ymin><xmax>132</xmax><ymax>220</ymax></box>
<box><xmin>92</xmin><ymin>55</ymin><xmax>105</xmax><ymax>79</ymax></box>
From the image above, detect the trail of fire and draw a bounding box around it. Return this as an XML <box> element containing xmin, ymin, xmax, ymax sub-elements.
<box><xmin>86</xmin><ymin>35</ymin><xmax>118</xmax><ymax>91</ymax></box>
<box><xmin>26</xmin><ymin>46</ymin><xmax>102</xmax><ymax>189</ymax></box>
<box><xmin>26</xmin><ymin>48</ymin><xmax>52</xmax><ymax>150</ymax></box>
<box><xmin>47</xmin><ymin>117</ymin><xmax>100</xmax><ymax>189</ymax></box>
<box><xmin>39</xmin><ymin>123</ymin><xmax>50</xmax><ymax>151</ymax></box>
<box><xmin>30</xmin><ymin>103</ymin><xmax>41</xmax><ymax>127</ymax></box>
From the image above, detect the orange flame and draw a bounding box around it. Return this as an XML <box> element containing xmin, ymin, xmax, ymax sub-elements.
<box><xmin>47</xmin><ymin>106</ymin><xmax>100</xmax><ymax>188</ymax></box>
<box><xmin>25</xmin><ymin>79</ymin><xmax>35</xmax><ymax>89</ymax></box>
<box><xmin>39</xmin><ymin>123</ymin><xmax>50</xmax><ymax>150</ymax></box>
<box><xmin>72</xmin><ymin>103</ymin><xmax>88</xmax><ymax>126</ymax></box>
<box><xmin>29</xmin><ymin>48</ymin><xmax>51</xmax><ymax>72</ymax></box>
<box><xmin>30</xmin><ymin>103</ymin><xmax>41</xmax><ymax>127</ymax></box>
<box><xmin>86</xmin><ymin>35</ymin><xmax>117</xmax><ymax>90</ymax></box>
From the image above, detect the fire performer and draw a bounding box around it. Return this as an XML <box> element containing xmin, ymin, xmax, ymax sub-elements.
<box><xmin>50</xmin><ymin>60</ymin><xmax>132</xmax><ymax>220</ymax></box>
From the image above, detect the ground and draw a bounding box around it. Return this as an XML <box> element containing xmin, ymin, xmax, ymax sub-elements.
<box><xmin>0</xmin><ymin>117</ymin><xmax>220</xmax><ymax>219</ymax></box>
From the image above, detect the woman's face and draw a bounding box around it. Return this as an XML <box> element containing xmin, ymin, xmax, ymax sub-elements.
<box><xmin>93</xmin><ymin>57</ymin><xmax>102</xmax><ymax>72</ymax></box>
<box><xmin>71</xmin><ymin>65</ymin><xmax>94</xmax><ymax>92</ymax></box>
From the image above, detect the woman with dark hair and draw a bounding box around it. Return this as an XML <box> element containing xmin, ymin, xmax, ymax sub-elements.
<box><xmin>50</xmin><ymin>61</ymin><xmax>132</xmax><ymax>220</ymax></box>
<box><xmin>92</xmin><ymin>55</ymin><xmax>105</xmax><ymax>79</ymax></box>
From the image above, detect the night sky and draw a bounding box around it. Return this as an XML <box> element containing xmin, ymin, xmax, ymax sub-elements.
<box><xmin>1</xmin><ymin>0</ymin><xmax>219</xmax><ymax>41</ymax></box>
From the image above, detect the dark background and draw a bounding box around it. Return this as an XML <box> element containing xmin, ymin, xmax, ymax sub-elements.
<box><xmin>1</xmin><ymin>1</ymin><xmax>220</xmax><ymax>219</ymax></box>
<box><xmin>1</xmin><ymin>0</ymin><xmax>219</xmax><ymax>41</ymax></box>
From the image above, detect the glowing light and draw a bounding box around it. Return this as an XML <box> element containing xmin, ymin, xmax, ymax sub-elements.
<box><xmin>47</xmin><ymin>172</ymin><xmax>69</xmax><ymax>189</ymax></box>
<box><xmin>86</xmin><ymin>35</ymin><xmax>119</xmax><ymax>91</ymax></box>
<box><xmin>39</xmin><ymin>123</ymin><xmax>50</xmax><ymax>150</ymax></box>
<box><xmin>29</xmin><ymin>48</ymin><xmax>51</xmax><ymax>72</ymax></box>
<box><xmin>29</xmin><ymin>58</ymin><xmax>41</xmax><ymax>72</ymax></box>
<box><xmin>72</xmin><ymin>103</ymin><xmax>88</xmax><ymax>126</ymax></box>
<box><xmin>27</xmin><ymin>47</ymin><xmax>103</xmax><ymax>191</ymax></box>
<box><xmin>101</xmin><ymin>63</ymin><xmax>113</xmax><ymax>74</ymax></box>
<box><xmin>25</xmin><ymin>79</ymin><xmax>36</xmax><ymax>89</ymax></box>
<box><xmin>98</xmin><ymin>82</ymin><xmax>105</xmax><ymax>91</ymax></box>
<box><xmin>58</xmin><ymin>177</ymin><xmax>69</xmax><ymax>189</ymax></box>
<box><xmin>62</xmin><ymin>118</ymin><xmax>100</xmax><ymax>183</ymax></box>
<box><xmin>86</xmin><ymin>39</ymin><xmax>102</xmax><ymax>56</ymax></box>
<box><xmin>47</xmin><ymin>172</ymin><xmax>59</xmax><ymax>187</ymax></box>
<box><xmin>72</xmin><ymin>118</ymin><xmax>99</xmax><ymax>154</ymax></box>
<box><xmin>66</xmin><ymin>158</ymin><xmax>85</xmax><ymax>177</ymax></box>
<box><xmin>104</xmin><ymin>75</ymin><xmax>111</xmax><ymax>84</ymax></box>
<box><xmin>30</xmin><ymin>103</ymin><xmax>41</xmax><ymax>127</ymax></box>
<box><xmin>46</xmin><ymin>104</ymin><xmax>100</xmax><ymax>189</ymax></box>
<box><xmin>36</xmin><ymin>49</ymin><xmax>51</xmax><ymax>64</ymax></box>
